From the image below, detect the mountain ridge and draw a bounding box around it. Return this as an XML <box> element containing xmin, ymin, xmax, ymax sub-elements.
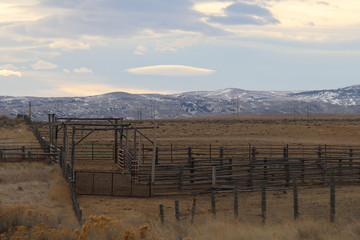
<box><xmin>1</xmin><ymin>85</ymin><xmax>360</xmax><ymax>120</ymax></box>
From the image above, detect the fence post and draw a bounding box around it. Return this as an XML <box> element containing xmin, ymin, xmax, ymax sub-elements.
<box><xmin>212</xmin><ymin>166</ymin><xmax>216</xmax><ymax>187</ymax></box>
<box><xmin>209</xmin><ymin>144</ymin><xmax>212</xmax><ymax>162</ymax></box>
<box><xmin>284</xmin><ymin>146</ymin><xmax>290</xmax><ymax>187</ymax></box>
<box><xmin>261</xmin><ymin>182</ymin><xmax>266</xmax><ymax>224</ymax></box>
<box><xmin>227</xmin><ymin>158</ymin><xmax>233</xmax><ymax>181</ymax></box>
<box><xmin>22</xmin><ymin>146</ymin><xmax>25</xmax><ymax>161</ymax></box>
<box><xmin>317</xmin><ymin>146</ymin><xmax>322</xmax><ymax>158</ymax></box>
<box><xmin>219</xmin><ymin>147</ymin><xmax>224</xmax><ymax>166</ymax></box>
<box><xmin>322</xmin><ymin>158</ymin><xmax>328</xmax><ymax>186</ymax></box>
<box><xmin>159</xmin><ymin>204</ymin><xmax>164</xmax><ymax>224</ymax></box>
<box><xmin>188</xmin><ymin>147</ymin><xmax>192</xmax><ymax>165</ymax></box>
<box><xmin>330</xmin><ymin>176</ymin><xmax>335</xmax><ymax>223</ymax></box>
<box><xmin>234</xmin><ymin>187</ymin><xmax>238</xmax><ymax>220</ymax></box>
<box><xmin>248</xmin><ymin>147</ymin><xmax>256</xmax><ymax>187</ymax></box>
<box><xmin>170</xmin><ymin>144</ymin><xmax>173</xmax><ymax>163</ymax></box>
<box><xmin>188</xmin><ymin>147</ymin><xmax>195</xmax><ymax>184</ymax></box>
<box><xmin>191</xmin><ymin>196</ymin><xmax>197</xmax><ymax>224</ymax></box>
<box><xmin>155</xmin><ymin>147</ymin><xmax>159</xmax><ymax>165</ymax></box>
<box><xmin>263</xmin><ymin>158</ymin><xmax>268</xmax><ymax>181</ymax></box>
<box><xmin>211</xmin><ymin>191</ymin><xmax>216</xmax><ymax>217</ymax></box>
<box><xmin>0</xmin><ymin>150</ymin><xmax>2</xmax><ymax>162</ymax></box>
<box><xmin>175</xmin><ymin>200</ymin><xmax>180</xmax><ymax>222</ymax></box>
<box><xmin>293</xmin><ymin>177</ymin><xmax>299</xmax><ymax>220</ymax></box>
<box><xmin>349</xmin><ymin>148</ymin><xmax>353</xmax><ymax>169</ymax></box>
<box><xmin>179</xmin><ymin>166</ymin><xmax>184</xmax><ymax>193</ymax></box>
<box><xmin>301</xmin><ymin>158</ymin><xmax>305</xmax><ymax>183</ymax></box>
<box><xmin>28</xmin><ymin>151</ymin><xmax>31</xmax><ymax>163</ymax></box>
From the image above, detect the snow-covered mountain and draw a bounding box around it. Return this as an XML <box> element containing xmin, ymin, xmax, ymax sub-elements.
<box><xmin>2</xmin><ymin>85</ymin><xmax>360</xmax><ymax>121</ymax></box>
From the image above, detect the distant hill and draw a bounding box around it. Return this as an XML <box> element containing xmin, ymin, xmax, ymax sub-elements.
<box><xmin>2</xmin><ymin>85</ymin><xmax>360</xmax><ymax>121</ymax></box>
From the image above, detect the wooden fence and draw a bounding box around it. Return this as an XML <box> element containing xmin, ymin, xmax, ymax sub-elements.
<box><xmin>157</xmin><ymin>176</ymin><xmax>353</xmax><ymax>228</ymax></box>
<box><xmin>75</xmin><ymin>171</ymin><xmax>150</xmax><ymax>197</ymax></box>
<box><xmin>0</xmin><ymin>145</ymin><xmax>55</xmax><ymax>162</ymax></box>
<box><xmin>135</xmin><ymin>145</ymin><xmax>360</xmax><ymax>195</ymax></box>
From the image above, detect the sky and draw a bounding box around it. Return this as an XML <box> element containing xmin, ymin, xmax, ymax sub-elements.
<box><xmin>1</xmin><ymin>0</ymin><xmax>360</xmax><ymax>97</ymax></box>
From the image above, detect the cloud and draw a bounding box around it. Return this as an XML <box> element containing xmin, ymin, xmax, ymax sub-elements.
<box><xmin>20</xmin><ymin>0</ymin><xmax>222</xmax><ymax>39</ymax></box>
<box><xmin>0</xmin><ymin>69</ymin><xmax>22</xmax><ymax>77</ymax></box>
<box><xmin>0</xmin><ymin>64</ymin><xmax>18</xmax><ymax>70</ymax></box>
<box><xmin>126</xmin><ymin>65</ymin><xmax>215</xmax><ymax>76</ymax></box>
<box><xmin>155</xmin><ymin>36</ymin><xmax>202</xmax><ymax>52</ymax></box>
<box><xmin>193</xmin><ymin>1</ymin><xmax>234</xmax><ymax>16</ymax></box>
<box><xmin>316</xmin><ymin>1</ymin><xmax>330</xmax><ymax>6</ymax></box>
<box><xmin>209</xmin><ymin>2</ymin><xmax>280</xmax><ymax>25</ymax></box>
<box><xmin>134</xmin><ymin>45</ymin><xmax>148</xmax><ymax>55</ymax></box>
<box><xmin>49</xmin><ymin>39</ymin><xmax>91</xmax><ymax>51</ymax></box>
<box><xmin>73</xmin><ymin>67</ymin><xmax>93</xmax><ymax>74</ymax></box>
<box><xmin>63</xmin><ymin>69</ymin><xmax>70</xmax><ymax>73</ymax></box>
<box><xmin>31</xmin><ymin>60</ymin><xmax>58</xmax><ymax>70</ymax></box>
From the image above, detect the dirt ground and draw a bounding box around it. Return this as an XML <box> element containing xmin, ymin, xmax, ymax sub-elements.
<box><xmin>143</xmin><ymin>113</ymin><xmax>360</xmax><ymax>146</ymax></box>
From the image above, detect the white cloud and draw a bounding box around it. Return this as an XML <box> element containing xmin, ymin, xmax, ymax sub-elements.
<box><xmin>0</xmin><ymin>69</ymin><xmax>22</xmax><ymax>77</ymax></box>
<box><xmin>126</xmin><ymin>65</ymin><xmax>215</xmax><ymax>76</ymax></box>
<box><xmin>193</xmin><ymin>1</ymin><xmax>234</xmax><ymax>16</ymax></box>
<box><xmin>0</xmin><ymin>64</ymin><xmax>18</xmax><ymax>70</ymax></box>
<box><xmin>73</xmin><ymin>67</ymin><xmax>93</xmax><ymax>74</ymax></box>
<box><xmin>49</xmin><ymin>39</ymin><xmax>91</xmax><ymax>51</ymax></box>
<box><xmin>155</xmin><ymin>36</ymin><xmax>202</xmax><ymax>53</ymax></box>
<box><xmin>31</xmin><ymin>60</ymin><xmax>57</xmax><ymax>70</ymax></box>
<box><xmin>134</xmin><ymin>45</ymin><xmax>148</xmax><ymax>55</ymax></box>
<box><xmin>63</xmin><ymin>69</ymin><xmax>70</xmax><ymax>73</ymax></box>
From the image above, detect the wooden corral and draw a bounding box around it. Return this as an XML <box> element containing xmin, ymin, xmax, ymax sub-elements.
<box><xmin>29</xmin><ymin>114</ymin><xmax>360</xmax><ymax>197</ymax></box>
<box><xmin>45</xmin><ymin>115</ymin><xmax>157</xmax><ymax>197</ymax></box>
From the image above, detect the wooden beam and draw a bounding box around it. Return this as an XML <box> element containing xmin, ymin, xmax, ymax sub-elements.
<box><xmin>151</xmin><ymin>123</ymin><xmax>157</xmax><ymax>196</ymax></box>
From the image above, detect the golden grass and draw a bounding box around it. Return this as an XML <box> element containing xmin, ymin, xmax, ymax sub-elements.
<box><xmin>0</xmin><ymin>116</ymin><xmax>40</xmax><ymax>148</ymax></box>
<box><xmin>3</xmin><ymin>203</ymin><xmax>360</xmax><ymax>240</ymax></box>
<box><xmin>0</xmin><ymin>162</ymin><xmax>78</xmax><ymax>227</ymax></box>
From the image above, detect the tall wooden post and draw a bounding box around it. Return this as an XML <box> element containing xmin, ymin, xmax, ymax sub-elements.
<box><xmin>293</xmin><ymin>177</ymin><xmax>299</xmax><ymax>220</ymax></box>
<box><xmin>261</xmin><ymin>182</ymin><xmax>266</xmax><ymax>224</ymax></box>
<box><xmin>151</xmin><ymin>123</ymin><xmax>157</xmax><ymax>196</ymax></box>
<box><xmin>70</xmin><ymin>127</ymin><xmax>76</xmax><ymax>179</ymax></box>
<box><xmin>212</xmin><ymin>166</ymin><xmax>216</xmax><ymax>187</ymax></box>
<box><xmin>138</xmin><ymin>135</ymin><xmax>142</xmax><ymax>163</ymax></box>
<box><xmin>234</xmin><ymin>187</ymin><xmax>239</xmax><ymax>220</ymax></box>
<box><xmin>219</xmin><ymin>147</ymin><xmax>224</xmax><ymax>166</ymax></box>
<box><xmin>54</xmin><ymin>125</ymin><xmax>59</xmax><ymax>149</ymax></box>
<box><xmin>63</xmin><ymin>124</ymin><xmax>68</xmax><ymax>166</ymax></box>
<box><xmin>330</xmin><ymin>176</ymin><xmax>335</xmax><ymax>223</ymax></box>
<box><xmin>133</xmin><ymin>128</ymin><xmax>137</xmax><ymax>160</ymax></box>
<box><xmin>114</xmin><ymin>120</ymin><xmax>118</xmax><ymax>163</ymax></box>
<box><xmin>120</xmin><ymin>128</ymin><xmax>123</xmax><ymax>154</ymax></box>
<box><xmin>284</xmin><ymin>146</ymin><xmax>290</xmax><ymax>187</ymax></box>
<box><xmin>125</xmin><ymin>128</ymin><xmax>129</xmax><ymax>155</ymax></box>
<box><xmin>48</xmin><ymin>114</ymin><xmax>53</xmax><ymax>145</ymax></box>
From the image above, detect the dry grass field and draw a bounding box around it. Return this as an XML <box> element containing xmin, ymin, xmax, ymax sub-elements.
<box><xmin>0</xmin><ymin>162</ymin><xmax>78</xmax><ymax>227</ymax></box>
<box><xmin>4</xmin><ymin>114</ymin><xmax>360</xmax><ymax>239</ymax></box>
<box><xmin>132</xmin><ymin>113</ymin><xmax>360</xmax><ymax>146</ymax></box>
<box><xmin>0</xmin><ymin>116</ymin><xmax>41</xmax><ymax>148</ymax></box>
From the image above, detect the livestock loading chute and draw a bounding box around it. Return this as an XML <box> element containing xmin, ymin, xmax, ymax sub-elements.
<box><xmin>47</xmin><ymin>114</ymin><xmax>158</xmax><ymax>197</ymax></box>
